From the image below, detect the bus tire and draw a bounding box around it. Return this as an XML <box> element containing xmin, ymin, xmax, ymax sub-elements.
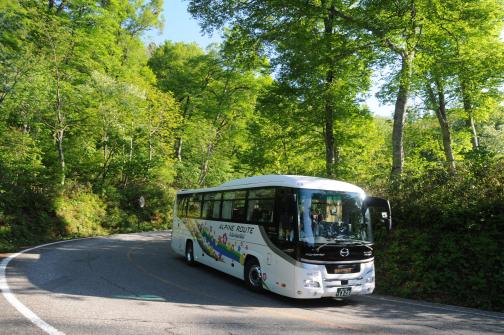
<box><xmin>244</xmin><ymin>257</ymin><xmax>263</xmax><ymax>292</ymax></box>
<box><xmin>185</xmin><ymin>240</ymin><xmax>195</xmax><ymax>266</ymax></box>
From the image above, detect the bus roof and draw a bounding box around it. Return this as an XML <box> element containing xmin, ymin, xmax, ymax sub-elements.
<box><xmin>177</xmin><ymin>175</ymin><xmax>366</xmax><ymax>195</ymax></box>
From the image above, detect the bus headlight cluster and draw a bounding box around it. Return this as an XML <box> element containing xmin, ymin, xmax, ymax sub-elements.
<box><xmin>303</xmin><ymin>279</ymin><xmax>321</xmax><ymax>288</ymax></box>
<box><xmin>364</xmin><ymin>268</ymin><xmax>375</xmax><ymax>283</ymax></box>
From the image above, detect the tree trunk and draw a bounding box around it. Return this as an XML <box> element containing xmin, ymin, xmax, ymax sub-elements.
<box><xmin>148</xmin><ymin>112</ymin><xmax>153</xmax><ymax>161</ymax></box>
<box><xmin>149</xmin><ymin>135</ymin><xmax>153</xmax><ymax>161</ymax></box>
<box><xmin>198</xmin><ymin>142</ymin><xmax>213</xmax><ymax>186</ymax></box>
<box><xmin>391</xmin><ymin>53</ymin><xmax>413</xmax><ymax>179</ymax></box>
<box><xmin>324</xmin><ymin>70</ymin><xmax>336</xmax><ymax>178</ymax></box>
<box><xmin>103</xmin><ymin>128</ymin><xmax>108</xmax><ymax>162</ymax></box>
<box><xmin>460</xmin><ymin>80</ymin><xmax>479</xmax><ymax>150</ymax></box>
<box><xmin>101</xmin><ymin>128</ymin><xmax>108</xmax><ymax>182</ymax></box>
<box><xmin>466</xmin><ymin>115</ymin><xmax>479</xmax><ymax>149</ymax></box>
<box><xmin>56</xmin><ymin>128</ymin><xmax>65</xmax><ymax>186</ymax></box>
<box><xmin>100</xmin><ymin>146</ymin><xmax>114</xmax><ymax>186</ymax></box>
<box><xmin>433</xmin><ymin>79</ymin><xmax>456</xmax><ymax>173</ymax></box>
<box><xmin>198</xmin><ymin>113</ymin><xmax>229</xmax><ymax>186</ymax></box>
<box><xmin>54</xmin><ymin>58</ymin><xmax>66</xmax><ymax>186</ymax></box>
<box><xmin>281</xmin><ymin>136</ymin><xmax>291</xmax><ymax>174</ymax></box>
<box><xmin>129</xmin><ymin>136</ymin><xmax>133</xmax><ymax>161</ymax></box>
<box><xmin>174</xmin><ymin>95</ymin><xmax>191</xmax><ymax>161</ymax></box>
<box><xmin>174</xmin><ymin>137</ymin><xmax>182</xmax><ymax>161</ymax></box>
<box><xmin>323</xmin><ymin>5</ymin><xmax>337</xmax><ymax>178</ymax></box>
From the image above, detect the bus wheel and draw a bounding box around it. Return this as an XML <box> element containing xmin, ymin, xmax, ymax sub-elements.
<box><xmin>244</xmin><ymin>258</ymin><xmax>263</xmax><ymax>292</ymax></box>
<box><xmin>185</xmin><ymin>241</ymin><xmax>195</xmax><ymax>266</ymax></box>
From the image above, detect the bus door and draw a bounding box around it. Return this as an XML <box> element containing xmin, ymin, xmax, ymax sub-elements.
<box><xmin>273</xmin><ymin>187</ymin><xmax>298</xmax><ymax>259</ymax></box>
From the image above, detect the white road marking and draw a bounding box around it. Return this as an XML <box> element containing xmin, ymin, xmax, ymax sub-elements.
<box><xmin>0</xmin><ymin>232</ymin><xmax>168</xmax><ymax>335</ymax></box>
<box><xmin>0</xmin><ymin>239</ymin><xmax>91</xmax><ymax>335</ymax></box>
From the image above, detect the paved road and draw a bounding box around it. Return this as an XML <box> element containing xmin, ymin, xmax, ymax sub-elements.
<box><xmin>1</xmin><ymin>231</ymin><xmax>503</xmax><ymax>335</ymax></box>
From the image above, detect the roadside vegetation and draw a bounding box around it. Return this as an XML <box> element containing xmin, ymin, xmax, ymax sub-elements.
<box><xmin>1</xmin><ymin>1</ymin><xmax>503</xmax><ymax>311</ymax></box>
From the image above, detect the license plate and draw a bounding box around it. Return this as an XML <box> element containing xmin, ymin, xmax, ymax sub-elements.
<box><xmin>336</xmin><ymin>287</ymin><xmax>352</xmax><ymax>297</ymax></box>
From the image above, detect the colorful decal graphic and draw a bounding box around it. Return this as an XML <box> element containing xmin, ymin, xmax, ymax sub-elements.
<box><xmin>185</xmin><ymin>219</ymin><xmax>248</xmax><ymax>265</ymax></box>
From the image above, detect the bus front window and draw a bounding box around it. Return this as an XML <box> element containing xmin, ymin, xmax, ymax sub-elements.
<box><xmin>298</xmin><ymin>189</ymin><xmax>372</xmax><ymax>246</ymax></box>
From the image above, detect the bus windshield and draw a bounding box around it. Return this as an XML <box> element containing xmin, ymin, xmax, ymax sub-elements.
<box><xmin>298</xmin><ymin>189</ymin><xmax>372</xmax><ymax>246</ymax></box>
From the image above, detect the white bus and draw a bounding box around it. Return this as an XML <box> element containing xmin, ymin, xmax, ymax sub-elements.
<box><xmin>171</xmin><ymin>175</ymin><xmax>391</xmax><ymax>299</ymax></box>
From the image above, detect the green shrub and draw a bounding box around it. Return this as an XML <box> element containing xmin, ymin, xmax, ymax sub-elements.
<box><xmin>54</xmin><ymin>182</ymin><xmax>107</xmax><ymax>237</ymax></box>
<box><xmin>375</xmin><ymin>158</ymin><xmax>504</xmax><ymax>311</ymax></box>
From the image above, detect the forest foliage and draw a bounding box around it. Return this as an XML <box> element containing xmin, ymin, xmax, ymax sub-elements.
<box><xmin>0</xmin><ymin>0</ymin><xmax>503</xmax><ymax>311</ymax></box>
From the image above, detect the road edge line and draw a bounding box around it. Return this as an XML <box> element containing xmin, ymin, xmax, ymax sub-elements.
<box><xmin>0</xmin><ymin>238</ymin><xmax>93</xmax><ymax>335</ymax></box>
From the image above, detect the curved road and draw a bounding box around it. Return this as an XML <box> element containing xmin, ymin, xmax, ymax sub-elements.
<box><xmin>1</xmin><ymin>231</ymin><xmax>503</xmax><ymax>335</ymax></box>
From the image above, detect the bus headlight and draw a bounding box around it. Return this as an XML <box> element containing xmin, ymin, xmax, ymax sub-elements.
<box><xmin>364</xmin><ymin>268</ymin><xmax>374</xmax><ymax>283</ymax></box>
<box><xmin>304</xmin><ymin>279</ymin><xmax>321</xmax><ymax>288</ymax></box>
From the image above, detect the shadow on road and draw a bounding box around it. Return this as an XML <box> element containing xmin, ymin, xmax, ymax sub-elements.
<box><xmin>6</xmin><ymin>231</ymin><xmax>504</xmax><ymax>334</ymax></box>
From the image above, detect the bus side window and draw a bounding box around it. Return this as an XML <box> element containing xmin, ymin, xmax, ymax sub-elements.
<box><xmin>176</xmin><ymin>196</ymin><xmax>181</xmax><ymax>216</ymax></box>
<box><xmin>202</xmin><ymin>199</ymin><xmax>213</xmax><ymax>219</ymax></box>
<box><xmin>247</xmin><ymin>199</ymin><xmax>274</xmax><ymax>224</ymax></box>
<box><xmin>247</xmin><ymin>188</ymin><xmax>275</xmax><ymax>227</ymax></box>
<box><xmin>212</xmin><ymin>194</ymin><xmax>222</xmax><ymax>219</ymax></box>
<box><xmin>202</xmin><ymin>192</ymin><xmax>221</xmax><ymax>220</ymax></box>
<box><xmin>177</xmin><ymin>195</ymin><xmax>189</xmax><ymax>218</ymax></box>
<box><xmin>222</xmin><ymin>191</ymin><xmax>246</xmax><ymax>222</ymax></box>
<box><xmin>202</xmin><ymin>192</ymin><xmax>221</xmax><ymax>219</ymax></box>
<box><xmin>187</xmin><ymin>193</ymin><xmax>202</xmax><ymax>218</ymax></box>
<box><xmin>231</xmin><ymin>200</ymin><xmax>246</xmax><ymax>222</ymax></box>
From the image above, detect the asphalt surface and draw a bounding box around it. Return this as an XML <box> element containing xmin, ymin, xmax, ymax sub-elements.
<box><xmin>1</xmin><ymin>231</ymin><xmax>503</xmax><ymax>335</ymax></box>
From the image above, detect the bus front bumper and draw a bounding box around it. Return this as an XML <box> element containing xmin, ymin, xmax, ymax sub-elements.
<box><xmin>294</xmin><ymin>260</ymin><xmax>375</xmax><ymax>299</ymax></box>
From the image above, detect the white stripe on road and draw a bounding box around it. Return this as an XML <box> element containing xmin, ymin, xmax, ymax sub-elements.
<box><xmin>0</xmin><ymin>232</ymin><xmax>167</xmax><ymax>335</ymax></box>
<box><xmin>0</xmin><ymin>239</ymin><xmax>90</xmax><ymax>335</ymax></box>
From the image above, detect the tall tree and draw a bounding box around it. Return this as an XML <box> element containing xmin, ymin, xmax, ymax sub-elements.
<box><xmin>148</xmin><ymin>42</ymin><xmax>209</xmax><ymax>161</ymax></box>
<box><xmin>323</xmin><ymin>0</ymin><xmax>424</xmax><ymax>179</ymax></box>
<box><xmin>149</xmin><ymin>42</ymin><xmax>267</xmax><ymax>187</ymax></box>
<box><xmin>423</xmin><ymin>75</ymin><xmax>456</xmax><ymax>173</ymax></box>
<box><xmin>188</xmin><ymin>0</ymin><xmax>373</xmax><ymax>178</ymax></box>
<box><xmin>455</xmin><ymin>27</ymin><xmax>504</xmax><ymax>151</ymax></box>
<box><xmin>321</xmin><ymin>0</ymin><xmax>501</xmax><ymax>178</ymax></box>
<box><xmin>416</xmin><ymin>0</ymin><xmax>503</xmax><ymax>162</ymax></box>
<box><xmin>415</xmin><ymin>20</ymin><xmax>458</xmax><ymax>173</ymax></box>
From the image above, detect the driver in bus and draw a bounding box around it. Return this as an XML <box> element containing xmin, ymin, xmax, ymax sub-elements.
<box><xmin>310</xmin><ymin>209</ymin><xmax>324</xmax><ymax>237</ymax></box>
<box><xmin>279</xmin><ymin>209</ymin><xmax>295</xmax><ymax>241</ymax></box>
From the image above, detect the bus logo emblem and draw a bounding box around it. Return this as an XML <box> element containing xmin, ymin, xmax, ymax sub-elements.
<box><xmin>340</xmin><ymin>248</ymin><xmax>350</xmax><ymax>257</ymax></box>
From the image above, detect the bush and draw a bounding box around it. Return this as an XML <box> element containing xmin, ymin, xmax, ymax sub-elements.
<box><xmin>375</xmin><ymin>158</ymin><xmax>504</xmax><ymax>311</ymax></box>
<box><xmin>54</xmin><ymin>182</ymin><xmax>107</xmax><ymax>237</ymax></box>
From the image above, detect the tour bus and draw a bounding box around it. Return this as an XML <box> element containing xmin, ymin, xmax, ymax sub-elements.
<box><xmin>171</xmin><ymin>175</ymin><xmax>391</xmax><ymax>299</ymax></box>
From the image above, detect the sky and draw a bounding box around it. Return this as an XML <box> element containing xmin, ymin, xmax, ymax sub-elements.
<box><xmin>142</xmin><ymin>0</ymin><xmax>394</xmax><ymax>118</ymax></box>
<box><xmin>143</xmin><ymin>0</ymin><xmax>222</xmax><ymax>49</ymax></box>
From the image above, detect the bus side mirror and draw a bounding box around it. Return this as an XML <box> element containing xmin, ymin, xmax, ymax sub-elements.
<box><xmin>363</xmin><ymin>196</ymin><xmax>392</xmax><ymax>231</ymax></box>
